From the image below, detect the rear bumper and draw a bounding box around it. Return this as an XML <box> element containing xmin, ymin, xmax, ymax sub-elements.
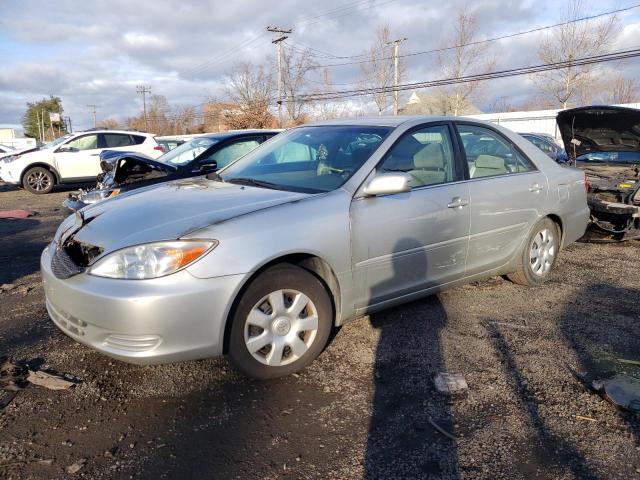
<box><xmin>41</xmin><ymin>243</ymin><xmax>245</xmax><ymax>364</ymax></box>
<box><xmin>563</xmin><ymin>205</ymin><xmax>591</xmax><ymax>246</ymax></box>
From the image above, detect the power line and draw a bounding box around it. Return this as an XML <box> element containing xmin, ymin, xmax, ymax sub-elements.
<box><xmin>293</xmin><ymin>47</ymin><xmax>640</xmax><ymax>102</ymax></box>
<box><xmin>306</xmin><ymin>2</ymin><xmax>640</xmax><ymax>69</ymax></box>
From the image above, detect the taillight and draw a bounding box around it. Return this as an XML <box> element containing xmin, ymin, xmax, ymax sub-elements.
<box><xmin>153</xmin><ymin>145</ymin><xmax>164</xmax><ymax>152</ymax></box>
<box><xmin>584</xmin><ymin>173</ymin><xmax>590</xmax><ymax>192</ymax></box>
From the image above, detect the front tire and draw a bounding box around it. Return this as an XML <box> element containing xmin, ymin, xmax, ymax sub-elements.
<box><xmin>508</xmin><ymin>218</ymin><xmax>559</xmax><ymax>286</ymax></box>
<box><xmin>23</xmin><ymin>167</ymin><xmax>55</xmax><ymax>194</ymax></box>
<box><xmin>228</xmin><ymin>264</ymin><xmax>333</xmax><ymax>379</ymax></box>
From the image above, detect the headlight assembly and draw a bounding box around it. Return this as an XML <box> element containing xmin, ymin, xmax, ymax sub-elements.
<box><xmin>88</xmin><ymin>240</ymin><xmax>217</xmax><ymax>279</ymax></box>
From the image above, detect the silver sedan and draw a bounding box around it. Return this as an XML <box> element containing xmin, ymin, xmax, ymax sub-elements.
<box><xmin>42</xmin><ymin>116</ymin><xmax>589</xmax><ymax>379</ymax></box>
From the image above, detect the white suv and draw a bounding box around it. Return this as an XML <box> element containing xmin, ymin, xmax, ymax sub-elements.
<box><xmin>0</xmin><ymin>130</ymin><xmax>162</xmax><ymax>194</ymax></box>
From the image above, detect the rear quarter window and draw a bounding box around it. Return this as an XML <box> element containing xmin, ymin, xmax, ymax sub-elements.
<box><xmin>130</xmin><ymin>135</ymin><xmax>146</xmax><ymax>145</ymax></box>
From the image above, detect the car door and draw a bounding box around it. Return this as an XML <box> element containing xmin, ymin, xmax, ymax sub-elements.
<box><xmin>54</xmin><ymin>133</ymin><xmax>101</xmax><ymax>179</ymax></box>
<box><xmin>350</xmin><ymin>123</ymin><xmax>470</xmax><ymax>311</ymax></box>
<box><xmin>455</xmin><ymin>123</ymin><xmax>548</xmax><ymax>276</ymax></box>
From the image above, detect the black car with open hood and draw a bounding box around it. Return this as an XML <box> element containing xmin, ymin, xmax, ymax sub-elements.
<box><xmin>63</xmin><ymin>130</ymin><xmax>280</xmax><ymax>211</ymax></box>
<box><xmin>556</xmin><ymin>105</ymin><xmax>640</xmax><ymax>241</ymax></box>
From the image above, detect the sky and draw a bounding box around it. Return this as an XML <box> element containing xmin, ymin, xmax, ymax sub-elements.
<box><xmin>1</xmin><ymin>0</ymin><xmax>639</xmax><ymax>132</ymax></box>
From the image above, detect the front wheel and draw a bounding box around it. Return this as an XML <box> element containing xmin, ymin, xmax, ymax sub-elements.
<box><xmin>228</xmin><ymin>264</ymin><xmax>333</xmax><ymax>379</ymax></box>
<box><xmin>507</xmin><ymin>218</ymin><xmax>559</xmax><ymax>286</ymax></box>
<box><xmin>23</xmin><ymin>167</ymin><xmax>55</xmax><ymax>194</ymax></box>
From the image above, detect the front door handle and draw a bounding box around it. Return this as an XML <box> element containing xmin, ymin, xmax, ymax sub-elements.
<box><xmin>447</xmin><ymin>197</ymin><xmax>469</xmax><ymax>209</ymax></box>
<box><xmin>529</xmin><ymin>183</ymin><xmax>545</xmax><ymax>193</ymax></box>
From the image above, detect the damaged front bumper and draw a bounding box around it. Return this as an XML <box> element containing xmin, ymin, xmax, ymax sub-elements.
<box><xmin>41</xmin><ymin>242</ymin><xmax>245</xmax><ymax>364</ymax></box>
<box><xmin>586</xmin><ymin>182</ymin><xmax>640</xmax><ymax>241</ymax></box>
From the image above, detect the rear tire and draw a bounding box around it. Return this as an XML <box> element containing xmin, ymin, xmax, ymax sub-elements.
<box><xmin>228</xmin><ymin>264</ymin><xmax>333</xmax><ymax>379</ymax></box>
<box><xmin>23</xmin><ymin>167</ymin><xmax>55</xmax><ymax>194</ymax></box>
<box><xmin>507</xmin><ymin>218</ymin><xmax>559</xmax><ymax>286</ymax></box>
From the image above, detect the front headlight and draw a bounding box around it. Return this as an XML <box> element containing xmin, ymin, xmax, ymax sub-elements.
<box><xmin>88</xmin><ymin>240</ymin><xmax>217</xmax><ymax>279</ymax></box>
<box><xmin>3</xmin><ymin>154</ymin><xmax>21</xmax><ymax>163</ymax></box>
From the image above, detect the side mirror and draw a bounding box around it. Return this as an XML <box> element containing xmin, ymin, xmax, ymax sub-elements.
<box><xmin>57</xmin><ymin>146</ymin><xmax>78</xmax><ymax>153</ymax></box>
<box><xmin>362</xmin><ymin>172</ymin><xmax>412</xmax><ymax>197</ymax></box>
<box><xmin>196</xmin><ymin>159</ymin><xmax>217</xmax><ymax>173</ymax></box>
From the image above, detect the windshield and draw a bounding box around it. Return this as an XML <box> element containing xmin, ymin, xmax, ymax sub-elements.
<box><xmin>43</xmin><ymin>134</ymin><xmax>73</xmax><ymax>149</ymax></box>
<box><xmin>220</xmin><ymin>126</ymin><xmax>391</xmax><ymax>193</ymax></box>
<box><xmin>160</xmin><ymin>137</ymin><xmax>218</xmax><ymax>166</ymax></box>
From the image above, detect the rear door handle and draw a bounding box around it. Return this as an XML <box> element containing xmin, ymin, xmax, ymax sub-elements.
<box><xmin>529</xmin><ymin>183</ymin><xmax>544</xmax><ymax>193</ymax></box>
<box><xmin>447</xmin><ymin>197</ymin><xmax>469</xmax><ymax>209</ymax></box>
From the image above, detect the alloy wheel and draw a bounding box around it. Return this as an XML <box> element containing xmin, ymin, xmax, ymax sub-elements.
<box><xmin>26</xmin><ymin>171</ymin><xmax>51</xmax><ymax>192</ymax></box>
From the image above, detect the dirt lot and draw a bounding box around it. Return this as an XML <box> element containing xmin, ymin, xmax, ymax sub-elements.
<box><xmin>0</xmin><ymin>182</ymin><xmax>638</xmax><ymax>480</ymax></box>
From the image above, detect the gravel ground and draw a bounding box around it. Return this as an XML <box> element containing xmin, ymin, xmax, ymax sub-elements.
<box><xmin>0</xmin><ymin>182</ymin><xmax>638</xmax><ymax>480</ymax></box>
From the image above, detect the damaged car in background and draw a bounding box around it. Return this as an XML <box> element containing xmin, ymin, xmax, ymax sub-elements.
<box><xmin>64</xmin><ymin>130</ymin><xmax>281</xmax><ymax>211</ymax></box>
<box><xmin>557</xmin><ymin>105</ymin><xmax>640</xmax><ymax>241</ymax></box>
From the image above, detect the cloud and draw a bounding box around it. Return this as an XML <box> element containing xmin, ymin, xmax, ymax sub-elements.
<box><xmin>0</xmin><ymin>0</ymin><xmax>637</xmax><ymax>130</ymax></box>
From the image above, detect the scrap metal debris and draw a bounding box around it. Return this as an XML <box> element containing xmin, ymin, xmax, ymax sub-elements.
<box><xmin>0</xmin><ymin>358</ymin><xmax>80</xmax><ymax>410</ymax></box>
<box><xmin>592</xmin><ymin>375</ymin><xmax>640</xmax><ymax>413</ymax></box>
<box><xmin>27</xmin><ymin>370</ymin><xmax>76</xmax><ymax>390</ymax></box>
<box><xmin>428</xmin><ymin>416</ymin><xmax>459</xmax><ymax>441</ymax></box>
<box><xmin>66</xmin><ymin>458</ymin><xmax>87</xmax><ymax>474</ymax></box>
<box><xmin>434</xmin><ymin>372</ymin><xmax>468</xmax><ymax>395</ymax></box>
<box><xmin>0</xmin><ymin>209</ymin><xmax>34</xmax><ymax>219</ymax></box>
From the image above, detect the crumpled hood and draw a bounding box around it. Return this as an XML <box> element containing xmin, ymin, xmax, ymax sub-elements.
<box><xmin>60</xmin><ymin>177</ymin><xmax>309</xmax><ymax>253</ymax></box>
<box><xmin>557</xmin><ymin>105</ymin><xmax>640</xmax><ymax>160</ymax></box>
<box><xmin>99</xmin><ymin>150</ymin><xmax>175</xmax><ymax>174</ymax></box>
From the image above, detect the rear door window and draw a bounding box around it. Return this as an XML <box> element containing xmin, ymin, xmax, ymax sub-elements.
<box><xmin>103</xmin><ymin>133</ymin><xmax>133</xmax><ymax>148</ymax></box>
<box><xmin>457</xmin><ymin>124</ymin><xmax>536</xmax><ymax>178</ymax></box>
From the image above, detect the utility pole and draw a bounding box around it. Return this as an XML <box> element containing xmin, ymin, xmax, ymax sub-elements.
<box><xmin>267</xmin><ymin>26</ymin><xmax>291</xmax><ymax>128</ymax></box>
<box><xmin>136</xmin><ymin>85</ymin><xmax>151</xmax><ymax>131</ymax></box>
<box><xmin>86</xmin><ymin>104</ymin><xmax>98</xmax><ymax>128</ymax></box>
<box><xmin>387</xmin><ymin>37</ymin><xmax>407</xmax><ymax>115</ymax></box>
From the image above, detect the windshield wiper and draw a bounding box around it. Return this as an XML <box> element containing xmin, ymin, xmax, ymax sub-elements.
<box><xmin>226</xmin><ymin>177</ymin><xmax>285</xmax><ymax>190</ymax></box>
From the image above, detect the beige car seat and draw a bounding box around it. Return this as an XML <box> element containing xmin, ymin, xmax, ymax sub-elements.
<box><xmin>469</xmin><ymin>154</ymin><xmax>507</xmax><ymax>178</ymax></box>
<box><xmin>408</xmin><ymin>143</ymin><xmax>447</xmax><ymax>187</ymax></box>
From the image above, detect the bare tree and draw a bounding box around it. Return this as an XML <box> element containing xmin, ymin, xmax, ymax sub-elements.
<box><xmin>534</xmin><ymin>0</ymin><xmax>618</xmax><ymax>108</ymax></box>
<box><xmin>359</xmin><ymin>25</ymin><xmax>394</xmax><ymax>115</ymax></box>
<box><xmin>225</xmin><ymin>62</ymin><xmax>276</xmax><ymax>129</ymax></box>
<box><xmin>604</xmin><ymin>74</ymin><xmax>639</xmax><ymax>104</ymax></box>
<box><xmin>96</xmin><ymin>118</ymin><xmax>120</xmax><ymax>129</ymax></box>
<box><xmin>312</xmin><ymin>68</ymin><xmax>349</xmax><ymax>120</ymax></box>
<box><xmin>281</xmin><ymin>46</ymin><xmax>316</xmax><ymax>125</ymax></box>
<box><xmin>435</xmin><ymin>11</ymin><xmax>495</xmax><ymax>116</ymax></box>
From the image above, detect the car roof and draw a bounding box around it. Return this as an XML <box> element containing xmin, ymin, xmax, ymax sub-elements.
<box><xmin>305</xmin><ymin>115</ymin><xmax>486</xmax><ymax>128</ymax></box>
<box><xmin>196</xmin><ymin>129</ymin><xmax>281</xmax><ymax>141</ymax></box>
<box><xmin>75</xmin><ymin>129</ymin><xmax>151</xmax><ymax>136</ymax></box>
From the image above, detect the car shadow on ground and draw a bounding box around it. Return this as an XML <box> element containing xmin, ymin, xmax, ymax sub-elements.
<box><xmin>364</xmin><ymin>238</ymin><xmax>460</xmax><ymax>478</ymax></box>
<box><xmin>486</xmin><ymin>324</ymin><xmax>604</xmax><ymax>479</ymax></box>
<box><xmin>557</xmin><ymin>282</ymin><xmax>640</xmax><ymax>444</ymax></box>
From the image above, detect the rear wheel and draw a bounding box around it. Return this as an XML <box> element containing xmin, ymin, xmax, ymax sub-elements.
<box><xmin>228</xmin><ymin>264</ymin><xmax>333</xmax><ymax>379</ymax></box>
<box><xmin>23</xmin><ymin>167</ymin><xmax>55</xmax><ymax>194</ymax></box>
<box><xmin>507</xmin><ymin>218</ymin><xmax>559</xmax><ymax>286</ymax></box>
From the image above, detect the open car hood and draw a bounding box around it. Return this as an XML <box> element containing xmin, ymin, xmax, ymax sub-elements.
<box><xmin>557</xmin><ymin>106</ymin><xmax>640</xmax><ymax>161</ymax></box>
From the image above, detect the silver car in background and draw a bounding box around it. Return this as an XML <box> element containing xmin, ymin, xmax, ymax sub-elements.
<box><xmin>41</xmin><ymin>116</ymin><xmax>589</xmax><ymax>379</ymax></box>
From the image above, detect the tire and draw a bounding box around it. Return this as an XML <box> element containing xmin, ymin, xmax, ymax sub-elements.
<box><xmin>507</xmin><ymin>218</ymin><xmax>559</xmax><ymax>286</ymax></box>
<box><xmin>23</xmin><ymin>167</ymin><xmax>55</xmax><ymax>194</ymax></box>
<box><xmin>228</xmin><ymin>264</ymin><xmax>333</xmax><ymax>379</ymax></box>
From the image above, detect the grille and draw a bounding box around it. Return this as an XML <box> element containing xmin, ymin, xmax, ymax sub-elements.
<box><xmin>51</xmin><ymin>247</ymin><xmax>85</xmax><ymax>279</ymax></box>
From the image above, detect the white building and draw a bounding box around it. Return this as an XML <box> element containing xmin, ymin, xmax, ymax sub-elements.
<box><xmin>0</xmin><ymin>128</ymin><xmax>37</xmax><ymax>149</ymax></box>
<box><xmin>467</xmin><ymin>103</ymin><xmax>640</xmax><ymax>141</ymax></box>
